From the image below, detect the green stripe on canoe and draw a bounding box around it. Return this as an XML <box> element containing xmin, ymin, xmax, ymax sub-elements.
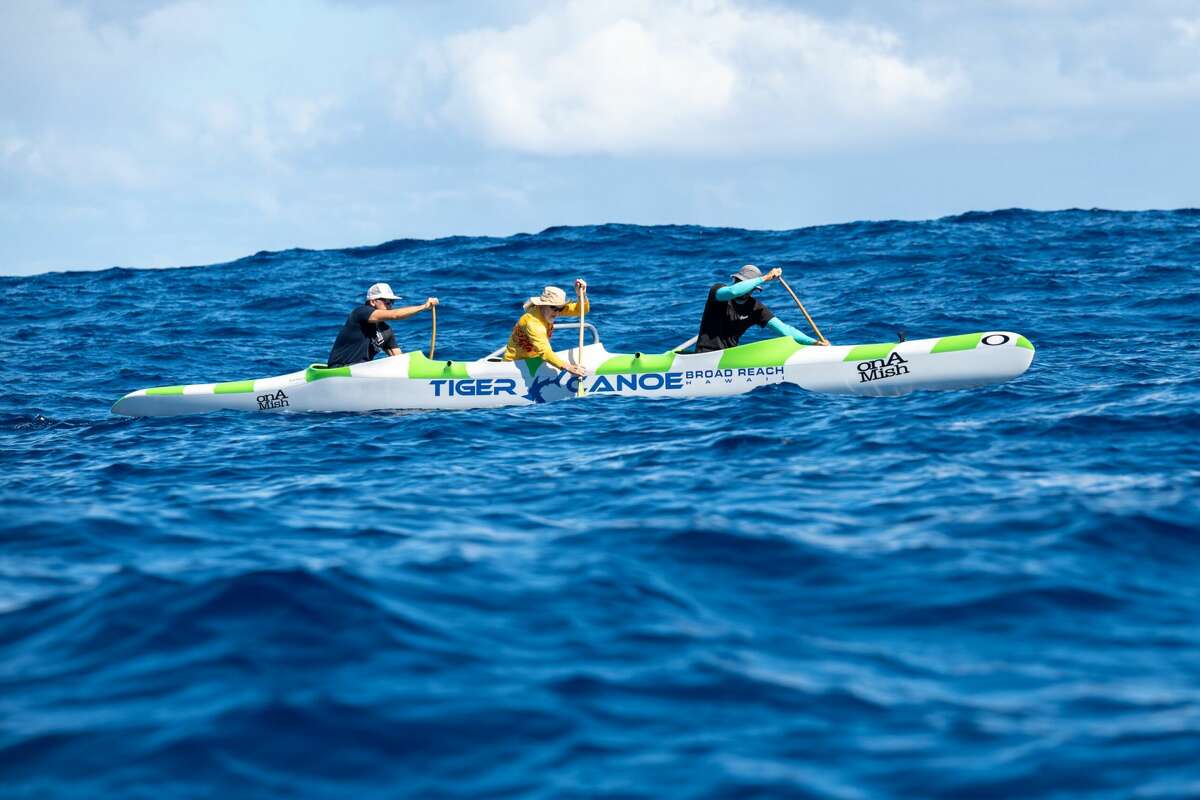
<box><xmin>524</xmin><ymin>357</ymin><xmax>544</xmax><ymax>376</ymax></box>
<box><xmin>597</xmin><ymin>352</ymin><xmax>677</xmax><ymax>374</ymax></box>
<box><xmin>717</xmin><ymin>337</ymin><xmax>805</xmax><ymax>369</ymax></box>
<box><xmin>1017</xmin><ymin>335</ymin><xmax>1035</xmax><ymax>350</ymax></box>
<box><xmin>931</xmin><ymin>333</ymin><xmax>983</xmax><ymax>353</ymax></box>
<box><xmin>843</xmin><ymin>343</ymin><xmax>897</xmax><ymax>362</ymax></box>
<box><xmin>305</xmin><ymin>364</ymin><xmax>352</xmax><ymax>382</ymax></box>
<box><xmin>145</xmin><ymin>385</ymin><xmax>185</xmax><ymax>396</ymax></box>
<box><xmin>213</xmin><ymin>380</ymin><xmax>256</xmax><ymax>394</ymax></box>
<box><xmin>408</xmin><ymin>352</ymin><xmax>469</xmax><ymax>379</ymax></box>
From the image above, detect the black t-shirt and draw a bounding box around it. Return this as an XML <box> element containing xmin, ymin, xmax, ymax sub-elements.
<box><xmin>326</xmin><ymin>304</ymin><xmax>398</xmax><ymax>367</ymax></box>
<box><xmin>694</xmin><ymin>283</ymin><xmax>775</xmax><ymax>352</ymax></box>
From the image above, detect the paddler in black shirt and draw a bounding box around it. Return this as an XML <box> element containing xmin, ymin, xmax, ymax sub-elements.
<box><xmin>694</xmin><ymin>264</ymin><xmax>828</xmax><ymax>353</ymax></box>
<box><xmin>326</xmin><ymin>282</ymin><xmax>438</xmax><ymax>368</ymax></box>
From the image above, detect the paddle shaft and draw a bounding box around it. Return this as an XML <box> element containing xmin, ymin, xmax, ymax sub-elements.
<box><xmin>778</xmin><ymin>276</ymin><xmax>827</xmax><ymax>344</ymax></box>
<box><xmin>428</xmin><ymin>304</ymin><xmax>437</xmax><ymax>359</ymax></box>
<box><xmin>576</xmin><ymin>287</ymin><xmax>586</xmax><ymax>397</ymax></box>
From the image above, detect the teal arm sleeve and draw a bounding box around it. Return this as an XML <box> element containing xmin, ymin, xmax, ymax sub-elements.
<box><xmin>767</xmin><ymin>316</ymin><xmax>817</xmax><ymax>344</ymax></box>
<box><xmin>714</xmin><ymin>277</ymin><xmax>764</xmax><ymax>301</ymax></box>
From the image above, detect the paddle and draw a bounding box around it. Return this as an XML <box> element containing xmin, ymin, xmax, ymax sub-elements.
<box><xmin>778</xmin><ymin>276</ymin><xmax>829</xmax><ymax>345</ymax></box>
<box><xmin>428</xmin><ymin>303</ymin><xmax>437</xmax><ymax>359</ymax></box>
<box><xmin>576</xmin><ymin>284</ymin><xmax>587</xmax><ymax>397</ymax></box>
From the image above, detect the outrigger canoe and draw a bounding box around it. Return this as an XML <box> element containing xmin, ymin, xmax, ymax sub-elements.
<box><xmin>111</xmin><ymin>324</ymin><xmax>1035</xmax><ymax>416</ymax></box>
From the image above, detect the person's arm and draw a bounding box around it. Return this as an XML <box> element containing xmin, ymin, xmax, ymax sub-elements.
<box><xmin>369</xmin><ymin>297</ymin><xmax>438</xmax><ymax>322</ymax></box>
<box><xmin>714</xmin><ymin>267</ymin><xmax>782</xmax><ymax>301</ymax></box>
<box><xmin>715</xmin><ymin>277</ymin><xmax>762</xmax><ymax>301</ymax></box>
<box><xmin>561</xmin><ymin>278</ymin><xmax>590</xmax><ymax>316</ymax></box>
<box><xmin>381</xmin><ymin>328</ymin><xmax>401</xmax><ymax>356</ymax></box>
<box><xmin>560</xmin><ymin>297</ymin><xmax>590</xmax><ymax>316</ymax></box>
<box><xmin>767</xmin><ymin>316</ymin><xmax>817</xmax><ymax>345</ymax></box>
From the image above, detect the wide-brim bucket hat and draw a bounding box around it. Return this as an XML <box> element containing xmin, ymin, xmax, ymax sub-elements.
<box><xmin>524</xmin><ymin>285</ymin><xmax>568</xmax><ymax>310</ymax></box>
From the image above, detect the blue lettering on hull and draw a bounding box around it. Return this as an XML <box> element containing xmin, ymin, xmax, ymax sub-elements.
<box><xmin>430</xmin><ymin>378</ymin><xmax>519</xmax><ymax>397</ymax></box>
<box><xmin>428</xmin><ymin>366</ymin><xmax>783</xmax><ymax>401</ymax></box>
<box><xmin>589</xmin><ymin>372</ymin><xmax>685</xmax><ymax>393</ymax></box>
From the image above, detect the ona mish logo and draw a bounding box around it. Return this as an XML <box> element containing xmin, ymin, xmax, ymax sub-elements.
<box><xmin>857</xmin><ymin>352</ymin><xmax>909</xmax><ymax>383</ymax></box>
<box><xmin>257</xmin><ymin>389</ymin><xmax>289</xmax><ymax>410</ymax></box>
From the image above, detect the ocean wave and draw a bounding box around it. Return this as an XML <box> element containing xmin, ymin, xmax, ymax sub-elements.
<box><xmin>1</xmin><ymin>210</ymin><xmax>1198</xmax><ymax>798</ymax></box>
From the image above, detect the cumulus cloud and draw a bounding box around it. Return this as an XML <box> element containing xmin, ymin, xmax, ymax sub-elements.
<box><xmin>6</xmin><ymin>0</ymin><xmax>1197</xmax><ymax>185</ymax></box>
<box><xmin>410</xmin><ymin>0</ymin><xmax>1200</xmax><ymax>155</ymax></box>
<box><xmin>426</xmin><ymin>0</ymin><xmax>962</xmax><ymax>155</ymax></box>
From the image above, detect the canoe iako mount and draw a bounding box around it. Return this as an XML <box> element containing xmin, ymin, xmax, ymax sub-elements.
<box><xmin>111</xmin><ymin>324</ymin><xmax>1035</xmax><ymax>416</ymax></box>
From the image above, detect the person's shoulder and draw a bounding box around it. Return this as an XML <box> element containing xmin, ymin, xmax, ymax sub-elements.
<box><xmin>708</xmin><ymin>283</ymin><xmax>724</xmax><ymax>296</ymax></box>
<box><xmin>350</xmin><ymin>304</ymin><xmax>374</xmax><ymax>320</ymax></box>
<box><xmin>524</xmin><ymin>314</ymin><xmax>551</xmax><ymax>335</ymax></box>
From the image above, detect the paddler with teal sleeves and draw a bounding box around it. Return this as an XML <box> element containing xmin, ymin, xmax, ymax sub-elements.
<box><xmin>693</xmin><ymin>265</ymin><xmax>828</xmax><ymax>353</ymax></box>
<box><xmin>503</xmin><ymin>279</ymin><xmax>590</xmax><ymax>378</ymax></box>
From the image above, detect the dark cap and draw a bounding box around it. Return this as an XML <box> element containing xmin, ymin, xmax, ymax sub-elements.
<box><xmin>731</xmin><ymin>264</ymin><xmax>763</xmax><ymax>283</ymax></box>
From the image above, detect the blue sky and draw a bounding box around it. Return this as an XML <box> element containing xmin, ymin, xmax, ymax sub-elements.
<box><xmin>2</xmin><ymin>0</ymin><xmax>1198</xmax><ymax>275</ymax></box>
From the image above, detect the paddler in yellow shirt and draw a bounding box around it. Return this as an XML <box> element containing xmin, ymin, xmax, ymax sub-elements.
<box><xmin>503</xmin><ymin>279</ymin><xmax>589</xmax><ymax>378</ymax></box>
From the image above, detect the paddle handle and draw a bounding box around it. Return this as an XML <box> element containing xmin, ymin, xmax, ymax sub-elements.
<box><xmin>428</xmin><ymin>304</ymin><xmax>437</xmax><ymax>359</ymax></box>
<box><xmin>778</xmin><ymin>276</ymin><xmax>827</xmax><ymax>344</ymax></box>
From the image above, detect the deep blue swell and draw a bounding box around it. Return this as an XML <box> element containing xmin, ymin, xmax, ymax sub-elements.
<box><xmin>2</xmin><ymin>210</ymin><xmax>1199</xmax><ymax>798</ymax></box>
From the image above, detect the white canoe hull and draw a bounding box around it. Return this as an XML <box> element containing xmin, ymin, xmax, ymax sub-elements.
<box><xmin>112</xmin><ymin>331</ymin><xmax>1035</xmax><ymax>417</ymax></box>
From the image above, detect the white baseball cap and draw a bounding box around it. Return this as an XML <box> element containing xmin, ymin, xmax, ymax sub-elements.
<box><xmin>366</xmin><ymin>282</ymin><xmax>402</xmax><ymax>301</ymax></box>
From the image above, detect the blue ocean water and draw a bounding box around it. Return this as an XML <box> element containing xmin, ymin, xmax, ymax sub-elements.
<box><xmin>1</xmin><ymin>209</ymin><xmax>1199</xmax><ymax>798</ymax></box>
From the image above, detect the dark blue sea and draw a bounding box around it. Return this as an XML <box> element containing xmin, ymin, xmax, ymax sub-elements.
<box><xmin>2</xmin><ymin>209</ymin><xmax>1199</xmax><ymax>799</ymax></box>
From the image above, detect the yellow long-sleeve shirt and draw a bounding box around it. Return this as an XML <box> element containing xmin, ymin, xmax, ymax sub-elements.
<box><xmin>502</xmin><ymin>299</ymin><xmax>589</xmax><ymax>368</ymax></box>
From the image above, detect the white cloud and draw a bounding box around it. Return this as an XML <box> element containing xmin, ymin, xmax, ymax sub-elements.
<box><xmin>427</xmin><ymin>0</ymin><xmax>962</xmax><ymax>156</ymax></box>
<box><xmin>1172</xmin><ymin>17</ymin><xmax>1200</xmax><ymax>42</ymax></box>
<box><xmin>2</xmin><ymin>133</ymin><xmax>151</xmax><ymax>189</ymax></box>
<box><xmin>0</xmin><ymin>0</ymin><xmax>399</xmax><ymax>185</ymax></box>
